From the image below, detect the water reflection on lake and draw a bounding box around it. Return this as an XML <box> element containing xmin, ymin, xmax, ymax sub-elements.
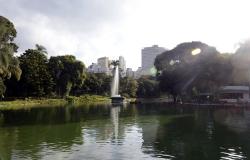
<box><xmin>0</xmin><ymin>104</ymin><xmax>250</xmax><ymax>160</ymax></box>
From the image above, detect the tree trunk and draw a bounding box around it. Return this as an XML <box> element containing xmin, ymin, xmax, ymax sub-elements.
<box><xmin>173</xmin><ymin>95</ymin><xmax>177</xmax><ymax>103</ymax></box>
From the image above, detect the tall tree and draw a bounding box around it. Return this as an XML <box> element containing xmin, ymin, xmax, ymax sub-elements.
<box><xmin>79</xmin><ymin>73</ymin><xmax>111</xmax><ymax>95</ymax></box>
<box><xmin>18</xmin><ymin>46</ymin><xmax>54</xmax><ymax>97</ymax></box>
<box><xmin>137</xmin><ymin>76</ymin><xmax>159</xmax><ymax>98</ymax></box>
<box><xmin>119</xmin><ymin>77</ymin><xmax>138</xmax><ymax>98</ymax></box>
<box><xmin>0</xmin><ymin>16</ymin><xmax>21</xmax><ymax>97</ymax></box>
<box><xmin>231</xmin><ymin>40</ymin><xmax>250</xmax><ymax>84</ymax></box>
<box><xmin>154</xmin><ymin>41</ymin><xmax>229</xmax><ymax>101</ymax></box>
<box><xmin>48</xmin><ymin>55</ymin><xmax>86</xmax><ymax>97</ymax></box>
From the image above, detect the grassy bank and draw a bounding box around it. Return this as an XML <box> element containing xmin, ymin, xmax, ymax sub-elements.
<box><xmin>0</xmin><ymin>95</ymin><xmax>110</xmax><ymax>110</ymax></box>
<box><xmin>65</xmin><ymin>95</ymin><xmax>110</xmax><ymax>104</ymax></box>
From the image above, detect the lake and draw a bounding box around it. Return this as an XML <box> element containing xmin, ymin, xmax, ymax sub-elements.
<box><xmin>0</xmin><ymin>103</ymin><xmax>250</xmax><ymax>160</ymax></box>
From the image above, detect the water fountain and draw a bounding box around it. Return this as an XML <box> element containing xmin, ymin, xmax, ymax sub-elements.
<box><xmin>110</xmin><ymin>61</ymin><xmax>124</xmax><ymax>104</ymax></box>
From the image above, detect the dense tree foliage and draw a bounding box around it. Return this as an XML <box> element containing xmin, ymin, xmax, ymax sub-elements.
<box><xmin>48</xmin><ymin>55</ymin><xmax>86</xmax><ymax>97</ymax></box>
<box><xmin>136</xmin><ymin>76</ymin><xmax>159</xmax><ymax>98</ymax></box>
<box><xmin>3</xmin><ymin>15</ymin><xmax>250</xmax><ymax>101</ymax></box>
<box><xmin>155</xmin><ymin>41</ymin><xmax>233</xmax><ymax>101</ymax></box>
<box><xmin>79</xmin><ymin>73</ymin><xmax>111</xmax><ymax>96</ymax></box>
<box><xmin>0</xmin><ymin>16</ymin><xmax>21</xmax><ymax>97</ymax></box>
<box><xmin>18</xmin><ymin>46</ymin><xmax>54</xmax><ymax>97</ymax></box>
<box><xmin>119</xmin><ymin>77</ymin><xmax>138</xmax><ymax>98</ymax></box>
<box><xmin>231</xmin><ymin>40</ymin><xmax>250</xmax><ymax>84</ymax></box>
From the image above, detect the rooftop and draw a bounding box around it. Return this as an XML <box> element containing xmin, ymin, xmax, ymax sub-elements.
<box><xmin>220</xmin><ymin>86</ymin><xmax>249</xmax><ymax>93</ymax></box>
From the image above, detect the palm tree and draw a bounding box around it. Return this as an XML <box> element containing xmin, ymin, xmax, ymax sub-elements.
<box><xmin>35</xmin><ymin>44</ymin><xmax>48</xmax><ymax>55</ymax></box>
<box><xmin>110</xmin><ymin>60</ymin><xmax>119</xmax><ymax>67</ymax></box>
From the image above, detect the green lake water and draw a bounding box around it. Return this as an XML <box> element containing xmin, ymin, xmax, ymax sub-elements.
<box><xmin>0</xmin><ymin>103</ymin><xmax>250</xmax><ymax>160</ymax></box>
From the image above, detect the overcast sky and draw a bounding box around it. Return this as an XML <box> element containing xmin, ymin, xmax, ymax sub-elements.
<box><xmin>1</xmin><ymin>0</ymin><xmax>250</xmax><ymax>70</ymax></box>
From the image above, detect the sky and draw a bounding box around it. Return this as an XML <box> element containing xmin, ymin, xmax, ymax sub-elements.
<box><xmin>1</xmin><ymin>0</ymin><xmax>250</xmax><ymax>70</ymax></box>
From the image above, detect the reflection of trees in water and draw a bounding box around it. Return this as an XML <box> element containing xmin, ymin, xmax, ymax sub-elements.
<box><xmin>140</xmin><ymin>108</ymin><xmax>250</xmax><ymax>160</ymax></box>
<box><xmin>2</xmin><ymin>104</ymin><xmax>250</xmax><ymax>159</ymax></box>
<box><xmin>0</xmin><ymin>104</ymin><xmax>137</xmax><ymax>159</ymax></box>
<box><xmin>213</xmin><ymin>108</ymin><xmax>250</xmax><ymax>133</ymax></box>
<box><xmin>213</xmin><ymin>108</ymin><xmax>250</xmax><ymax>159</ymax></box>
<box><xmin>0</xmin><ymin>112</ymin><xmax>3</xmax><ymax>126</ymax></box>
<box><xmin>0</xmin><ymin>127</ymin><xmax>18</xmax><ymax>160</ymax></box>
<box><xmin>0</xmin><ymin>104</ymin><xmax>112</xmax><ymax>126</ymax></box>
<box><xmin>0</xmin><ymin>104</ymin><xmax>111</xmax><ymax>159</ymax></box>
<box><xmin>0</xmin><ymin>122</ymin><xmax>83</xmax><ymax>160</ymax></box>
<box><xmin>136</xmin><ymin>105</ymin><xmax>194</xmax><ymax>159</ymax></box>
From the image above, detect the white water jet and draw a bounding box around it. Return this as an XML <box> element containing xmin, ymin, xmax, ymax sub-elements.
<box><xmin>111</xmin><ymin>66</ymin><xmax>120</xmax><ymax>97</ymax></box>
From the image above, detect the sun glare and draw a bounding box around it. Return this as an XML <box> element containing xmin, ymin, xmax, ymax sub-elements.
<box><xmin>191</xmin><ymin>48</ymin><xmax>201</xmax><ymax>56</ymax></box>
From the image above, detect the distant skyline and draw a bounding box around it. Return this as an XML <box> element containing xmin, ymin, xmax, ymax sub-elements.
<box><xmin>1</xmin><ymin>0</ymin><xmax>250</xmax><ymax>70</ymax></box>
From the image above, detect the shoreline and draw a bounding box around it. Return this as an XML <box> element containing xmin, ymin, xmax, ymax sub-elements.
<box><xmin>1</xmin><ymin>96</ymin><xmax>250</xmax><ymax>110</ymax></box>
<box><xmin>0</xmin><ymin>95</ymin><xmax>111</xmax><ymax>110</ymax></box>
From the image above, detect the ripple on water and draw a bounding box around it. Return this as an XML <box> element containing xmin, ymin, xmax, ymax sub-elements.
<box><xmin>220</xmin><ymin>147</ymin><xmax>247</xmax><ymax>160</ymax></box>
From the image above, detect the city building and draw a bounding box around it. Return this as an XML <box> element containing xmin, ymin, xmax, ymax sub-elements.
<box><xmin>97</xmin><ymin>57</ymin><xmax>110</xmax><ymax>74</ymax></box>
<box><xmin>126</xmin><ymin>68</ymin><xmax>135</xmax><ymax>78</ymax></box>
<box><xmin>219</xmin><ymin>86</ymin><xmax>250</xmax><ymax>103</ymax></box>
<box><xmin>87</xmin><ymin>56</ymin><xmax>128</xmax><ymax>76</ymax></box>
<box><xmin>87</xmin><ymin>57</ymin><xmax>111</xmax><ymax>75</ymax></box>
<box><xmin>135</xmin><ymin>67</ymin><xmax>143</xmax><ymax>79</ymax></box>
<box><xmin>87</xmin><ymin>63</ymin><xmax>101</xmax><ymax>73</ymax></box>
<box><xmin>119</xmin><ymin>56</ymin><xmax>126</xmax><ymax>77</ymax></box>
<box><xmin>141</xmin><ymin>45</ymin><xmax>166</xmax><ymax>75</ymax></box>
<box><xmin>98</xmin><ymin>57</ymin><xmax>109</xmax><ymax>69</ymax></box>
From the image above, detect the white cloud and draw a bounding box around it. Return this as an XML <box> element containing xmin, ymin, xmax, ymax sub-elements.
<box><xmin>1</xmin><ymin>0</ymin><xmax>250</xmax><ymax>70</ymax></box>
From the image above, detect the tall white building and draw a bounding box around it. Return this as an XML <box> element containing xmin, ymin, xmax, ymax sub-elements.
<box><xmin>88</xmin><ymin>56</ymin><xmax>129</xmax><ymax>76</ymax></box>
<box><xmin>98</xmin><ymin>57</ymin><xmax>109</xmax><ymax>69</ymax></box>
<box><xmin>87</xmin><ymin>57</ymin><xmax>111</xmax><ymax>75</ymax></box>
<box><xmin>119</xmin><ymin>56</ymin><xmax>126</xmax><ymax>77</ymax></box>
<box><xmin>98</xmin><ymin>57</ymin><xmax>111</xmax><ymax>74</ymax></box>
<box><xmin>87</xmin><ymin>63</ymin><xmax>101</xmax><ymax>73</ymax></box>
<box><xmin>141</xmin><ymin>45</ymin><xmax>166</xmax><ymax>75</ymax></box>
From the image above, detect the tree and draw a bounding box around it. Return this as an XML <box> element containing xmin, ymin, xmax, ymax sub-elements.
<box><xmin>48</xmin><ymin>55</ymin><xmax>86</xmax><ymax>97</ymax></box>
<box><xmin>188</xmin><ymin>53</ymin><xmax>233</xmax><ymax>94</ymax></box>
<box><xmin>110</xmin><ymin>60</ymin><xmax>119</xmax><ymax>67</ymax></box>
<box><xmin>154</xmin><ymin>41</ymin><xmax>228</xmax><ymax>102</ymax></box>
<box><xmin>0</xmin><ymin>16</ymin><xmax>21</xmax><ymax>97</ymax></box>
<box><xmin>231</xmin><ymin>40</ymin><xmax>250</xmax><ymax>84</ymax></box>
<box><xmin>80</xmin><ymin>73</ymin><xmax>111</xmax><ymax>95</ymax></box>
<box><xmin>119</xmin><ymin>77</ymin><xmax>138</xmax><ymax>98</ymax></box>
<box><xmin>137</xmin><ymin>76</ymin><xmax>160</xmax><ymax>98</ymax></box>
<box><xmin>18</xmin><ymin>46</ymin><xmax>54</xmax><ymax>97</ymax></box>
<box><xmin>155</xmin><ymin>41</ymin><xmax>219</xmax><ymax>72</ymax></box>
<box><xmin>35</xmin><ymin>44</ymin><xmax>47</xmax><ymax>54</ymax></box>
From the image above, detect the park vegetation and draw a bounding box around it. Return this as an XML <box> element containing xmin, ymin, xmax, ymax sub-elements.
<box><xmin>155</xmin><ymin>41</ymin><xmax>250</xmax><ymax>102</ymax></box>
<box><xmin>1</xmin><ymin>15</ymin><xmax>250</xmax><ymax>103</ymax></box>
<box><xmin>0</xmin><ymin>16</ymin><xmax>138</xmax><ymax>101</ymax></box>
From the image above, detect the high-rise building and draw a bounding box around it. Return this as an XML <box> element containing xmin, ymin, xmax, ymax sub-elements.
<box><xmin>87</xmin><ymin>57</ymin><xmax>111</xmax><ymax>75</ymax></box>
<box><xmin>87</xmin><ymin>56</ymin><xmax>128</xmax><ymax>76</ymax></box>
<box><xmin>141</xmin><ymin>45</ymin><xmax>166</xmax><ymax>75</ymax></box>
<box><xmin>97</xmin><ymin>57</ymin><xmax>111</xmax><ymax>75</ymax></box>
<box><xmin>119</xmin><ymin>56</ymin><xmax>126</xmax><ymax>77</ymax></box>
<box><xmin>87</xmin><ymin>63</ymin><xmax>101</xmax><ymax>73</ymax></box>
<box><xmin>135</xmin><ymin>67</ymin><xmax>143</xmax><ymax>79</ymax></box>
<box><xmin>119</xmin><ymin>56</ymin><xmax>126</xmax><ymax>71</ymax></box>
<box><xmin>126</xmin><ymin>68</ymin><xmax>135</xmax><ymax>78</ymax></box>
<box><xmin>98</xmin><ymin>57</ymin><xmax>109</xmax><ymax>69</ymax></box>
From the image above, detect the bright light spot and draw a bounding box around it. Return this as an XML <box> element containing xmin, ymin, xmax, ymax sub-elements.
<box><xmin>169</xmin><ymin>59</ymin><xmax>180</xmax><ymax>66</ymax></box>
<box><xmin>191</xmin><ymin>48</ymin><xmax>201</xmax><ymax>55</ymax></box>
<box><xmin>150</xmin><ymin>67</ymin><xmax>157</xmax><ymax>75</ymax></box>
<box><xmin>169</xmin><ymin>60</ymin><xmax>175</xmax><ymax>65</ymax></box>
